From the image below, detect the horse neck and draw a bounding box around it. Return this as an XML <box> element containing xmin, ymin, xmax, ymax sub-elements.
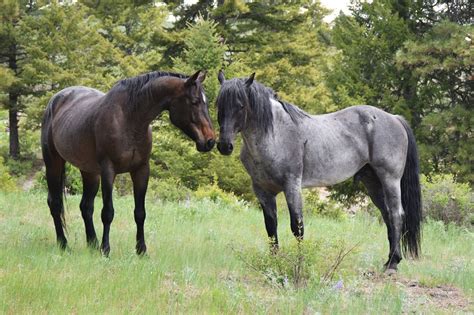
<box><xmin>241</xmin><ymin>99</ymin><xmax>298</xmax><ymax>147</ymax></box>
<box><xmin>128</xmin><ymin>78</ymin><xmax>179</xmax><ymax>126</ymax></box>
<box><xmin>241</xmin><ymin>113</ymin><xmax>271</xmax><ymax>148</ymax></box>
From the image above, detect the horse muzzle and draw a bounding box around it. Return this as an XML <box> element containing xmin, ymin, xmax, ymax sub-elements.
<box><xmin>217</xmin><ymin>141</ymin><xmax>234</xmax><ymax>155</ymax></box>
<box><xmin>196</xmin><ymin>138</ymin><xmax>215</xmax><ymax>152</ymax></box>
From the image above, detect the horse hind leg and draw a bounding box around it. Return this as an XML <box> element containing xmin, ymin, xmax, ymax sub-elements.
<box><xmin>44</xmin><ymin>152</ymin><xmax>67</xmax><ymax>250</ymax></box>
<box><xmin>364</xmin><ymin>166</ymin><xmax>404</xmax><ymax>271</ymax></box>
<box><xmin>80</xmin><ymin>171</ymin><xmax>100</xmax><ymax>249</ymax></box>
<box><xmin>356</xmin><ymin>165</ymin><xmax>401</xmax><ymax>270</ymax></box>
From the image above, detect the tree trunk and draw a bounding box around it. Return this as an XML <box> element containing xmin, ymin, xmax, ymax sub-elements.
<box><xmin>8</xmin><ymin>93</ymin><xmax>20</xmax><ymax>160</ymax></box>
<box><xmin>7</xmin><ymin>42</ymin><xmax>20</xmax><ymax>160</ymax></box>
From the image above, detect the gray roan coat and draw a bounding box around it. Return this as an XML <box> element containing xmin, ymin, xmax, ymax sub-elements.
<box><xmin>216</xmin><ymin>71</ymin><xmax>421</xmax><ymax>272</ymax></box>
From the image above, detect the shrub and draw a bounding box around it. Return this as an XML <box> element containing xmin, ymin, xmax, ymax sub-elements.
<box><xmin>303</xmin><ymin>189</ymin><xmax>346</xmax><ymax>220</ymax></box>
<box><xmin>234</xmin><ymin>239</ymin><xmax>358</xmax><ymax>289</ymax></box>
<box><xmin>33</xmin><ymin>164</ymin><xmax>82</xmax><ymax>195</ymax></box>
<box><xmin>421</xmin><ymin>174</ymin><xmax>473</xmax><ymax>227</ymax></box>
<box><xmin>0</xmin><ymin>157</ymin><xmax>17</xmax><ymax>192</ymax></box>
<box><xmin>114</xmin><ymin>173</ymin><xmax>134</xmax><ymax>196</ymax></box>
<box><xmin>4</xmin><ymin>158</ymin><xmax>33</xmax><ymax>177</ymax></box>
<box><xmin>208</xmin><ymin>143</ymin><xmax>255</xmax><ymax>201</ymax></box>
<box><xmin>147</xmin><ymin>177</ymin><xmax>192</xmax><ymax>202</ymax></box>
<box><xmin>194</xmin><ymin>176</ymin><xmax>251</xmax><ymax>212</ymax></box>
<box><xmin>234</xmin><ymin>240</ymin><xmax>320</xmax><ymax>289</ymax></box>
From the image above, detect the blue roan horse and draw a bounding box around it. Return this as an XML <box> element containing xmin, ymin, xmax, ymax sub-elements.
<box><xmin>216</xmin><ymin>71</ymin><xmax>422</xmax><ymax>272</ymax></box>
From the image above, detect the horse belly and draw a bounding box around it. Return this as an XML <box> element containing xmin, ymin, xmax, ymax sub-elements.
<box><xmin>302</xmin><ymin>146</ymin><xmax>367</xmax><ymax>187</ymax></box>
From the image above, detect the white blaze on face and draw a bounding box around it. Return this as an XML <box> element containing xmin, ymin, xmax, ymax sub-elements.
<box><xmin>202</xmin><ymin>92</ymin><xmax>207</xmax><ymax>103</ymax></box>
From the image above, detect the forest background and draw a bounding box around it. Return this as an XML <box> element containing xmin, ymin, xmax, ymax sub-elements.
<box><xmin>0</xmin><ymin>0</ymin><xmax>472</xmax><ymax>221</ymax></box>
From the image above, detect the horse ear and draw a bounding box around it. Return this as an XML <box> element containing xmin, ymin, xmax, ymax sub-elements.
<box><xmin>218</xmin><ymin>70</ymin><xmax>225</xmax><ymax>85</ymax></box>
<box><xmin>245</xmin><ymin>73</ymin><xmax>255</xmax><ymax>87</ymax></box>
<box><xmin>198</xmin><ymin>70</ymin><xmax>207</xmax><ymax>83</ymax></box>
<box><xmin>185</xmin><ymin>70</ymin><xmax>201</xmax><ymax>87</ymax></box>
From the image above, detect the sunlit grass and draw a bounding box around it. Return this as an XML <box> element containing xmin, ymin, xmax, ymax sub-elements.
<box><xmin>0</xmin><ymin>192</ymin><xmax>472</xmax><ymax>314</ymax></box>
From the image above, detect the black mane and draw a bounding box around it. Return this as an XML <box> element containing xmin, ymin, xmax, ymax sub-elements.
<box><xmin>114</xmin><ymin>71</ymin><xmax>189</xmax><ymax>109</ymax></box>
<box><xmin>217</xmin><ymin>79</ymin><xmax>309</xmax><ymax>133</ymax></box>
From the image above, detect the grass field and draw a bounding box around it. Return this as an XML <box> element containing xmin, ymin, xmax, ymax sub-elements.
<box><xmin>1</xmin><ymin>191</ymin><xmax>472</xmax><ymax>314</ymax></box>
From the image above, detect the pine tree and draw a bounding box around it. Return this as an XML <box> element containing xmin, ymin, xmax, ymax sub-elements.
<box><xmin>0</xmin><ymin>1</ymin><xmax>142</xmax><ymax>159</ymax></box>
<box><xmin>396</xmin><ymin>21</ymin><xmax>473</xmax><ymax>182</ymax></box>
<box><xmin>81</xmin><ymin>0</ymin><xmax>169</xmax><ymax>70</ymax></box>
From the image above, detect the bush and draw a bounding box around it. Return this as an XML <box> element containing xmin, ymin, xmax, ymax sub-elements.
<box><xmin>303</xmin><ymin>189</ymin><xmax>346</xmax><ymax>220</ymax></box>
<box><xmin>208</xmin><ymin>142</ymin><xmax>254</xmax><ymax>201</ymax></box>
<box><xmin>234</xmin><ymin>239</ymin><xmax>358</xmax><ymax>289</ymax></box>
<box><xmin>114</xmin><ymin>173</ymin><xmax>133</xmax><ymax>196</ymax></box>
<box><xmin>194</xmin><ymin>178</ymin><xmax>251</xmax><ymax>212</ymax></box>
<box><xmin>0</xmin><ymin>157</ymin><xmax>17</xmax><ymax>192</ymax></box>
<box><xmin>234</xmin><ymin>240</ymin><xmax>320</xmax><ymax>289</ymax></box>
<box><xmin>421</xmin><ymin>174</ymin><xmax>473</xmax><ymax>227</ymax></box>
<box><xmin>33</xmin><ymin>163</ymin><xmax>82</xmax><ymax>195</ymax></box>
<box><xmin>147</xmin><ymin>177</ymin><xmax>192</xmax><ymax>202</ymax></box>
<box><xmin>4</xmin><ymin>158</ymin><xmax>33</xmax><ymax>177</ymax></box>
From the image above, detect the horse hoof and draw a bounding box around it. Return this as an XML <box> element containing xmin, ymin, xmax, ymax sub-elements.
<box><xmin>101</xmin><ymin>245</ymin><xmax>110</xmax><ymax>257</ymax></box>
<box><xmin>57</xmin><ymin>238</ymin><xmax>68</xmax><ymax>250</ymax></box>
<box><xmin>384</xmin><ymin>268</ymin><xmax>397</xmax><ymax>276</ymax></box>
<box><xmin>87</xmin><ymin>239</ymin><xmax>99</xmax><ymax>250</ymax></box>
<box><xmin>136</xmin><ymin>244</ymin><xmax>147</xmax><ymax>256</ymax></box>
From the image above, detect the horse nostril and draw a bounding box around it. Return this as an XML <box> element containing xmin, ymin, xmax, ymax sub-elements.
<box><xmin>228</xmin><ymin>143</ymin><xmax>233</xmax><ymax>152</ymax></box>
<box><xmin>206</xmin><ymin>139</ymin><xmax>215</xmax><ymax>149</ymax></box>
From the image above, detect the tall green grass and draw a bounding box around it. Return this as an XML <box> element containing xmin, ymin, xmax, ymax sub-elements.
<box><xmin>1</xmin><ymin>192</ymin><xmax>472</xmax><ymax>314</ymax></box>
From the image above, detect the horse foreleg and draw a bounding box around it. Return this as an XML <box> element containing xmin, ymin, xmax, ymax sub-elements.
<box><xmin>253</xmin><ymin>184</ymin><xmax>278</xmax><ymax>251</ymax></box>
<box><xmin>284</xmin><ymin>184</ymin><xmax>304</xmax><ymax>241</ymax></box>
<box><xmin>80</xmin><ymin>171</ymin><xmax>100</xmax><ymax>249</ymax></box>
<box><xmin>100</xmin><ymin>161</ymin><xmax>116</xmax><ymax>256</ymax></box>
<box><xmin>131</xmin><ymin>163</ymin><xmax>150</xmax><ymax>255</ymax></box>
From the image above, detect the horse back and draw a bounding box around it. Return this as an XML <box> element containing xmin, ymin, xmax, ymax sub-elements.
<box><xmin>301</xmin><ymin>105</ymin><xmax>408</xmax><ymax>186</ymax></box>
<box><xmin>42</xmin><ymin>87</ymin><xmax>106</xmax><ymax>173</ymax></box>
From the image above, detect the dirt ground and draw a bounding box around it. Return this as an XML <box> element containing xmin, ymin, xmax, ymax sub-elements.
<box><xmin>360</xmin><ymin>270</ymin><xmax>472</xmax><ymax>313</ymax></box>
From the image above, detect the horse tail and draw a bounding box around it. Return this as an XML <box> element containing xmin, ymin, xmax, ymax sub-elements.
<box><xmin>397</xmin><ymin>116</ymin><xmax>422</xmax><ymax>258</ymax></box>
<box><xmin>60</xmin><ymin>165</ymin><xmax>67</xmax><ymax>232</ymax></box>
<box><xmin>42</xmin><ymin>92</ymin><xmax>68</xmax><ymax>232</ymax></box>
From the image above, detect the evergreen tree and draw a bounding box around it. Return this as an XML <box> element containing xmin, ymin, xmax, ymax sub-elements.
<box><xmin>396</xmin><ymin>21</ymin><xmax>473</xmax><ymax>182</ymax></box>
<box><xmin>81</xmin><ymin>0</ymin><xmax>170</xmax><ymax>70</ymax></box>
<box><xmin>327</xmin><ymin>0</ymin><xmax>473</xmax><ymax>203</ymax></box>
<box><xmin>0</xmin><ymin>0</ymin><xmax>37</xmax><ymax>159</ymax></box>
<box><xmin>0</xmin><ymin>1</ymin><xmax>141</xmax><ymax>159</ymax></box>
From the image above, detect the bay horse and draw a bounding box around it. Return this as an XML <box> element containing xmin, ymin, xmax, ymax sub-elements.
<box><xmin>215</xmin><ymin>71</ymin><xmax>421</xmax><ymax>272</ymax></box>
<box><xmin>41</xmin><ymin>70</ymin><xmax>215</xmax><ymax>256</ymax></box>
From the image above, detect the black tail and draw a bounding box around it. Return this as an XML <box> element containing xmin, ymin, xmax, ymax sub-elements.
<box><xmin>397</xmin><ymin>117</ymin><xmax>422</xmax><ymax>258</ymax></box>
<box><xmin>42</xmin><ymin>94</ymin><xmax>68</xmax><ymax>233</ymax></box>
<box><xmin>60</xmin><ymin>166</ymin><xmax>67</xmax><ymax>232</ymax></box>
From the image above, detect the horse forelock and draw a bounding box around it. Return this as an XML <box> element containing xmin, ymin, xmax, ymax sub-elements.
<box><xmin>217</xmin><ymin>78</ymin><xmax>308</xmax><ymax>134</ymax></box>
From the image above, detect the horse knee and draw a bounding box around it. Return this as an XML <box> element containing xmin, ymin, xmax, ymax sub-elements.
<box><xmin>48</xmin><ymin>197</ymin><xmax>63</xmax><ymax>215</ymax></box>
<box><xmin>101</xmin><ymin>207</ymin><xmax>114</xmax><ymax>224</ymax></box>
<box><xmin>134</xmin><ymin>208</ymin><xmax>146</xmax><ymax>224</ymax></box>
<box><xmin>80</xmin><ymin>198</ymin><xmax>94</xmax><ymax>212</ymax></box>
